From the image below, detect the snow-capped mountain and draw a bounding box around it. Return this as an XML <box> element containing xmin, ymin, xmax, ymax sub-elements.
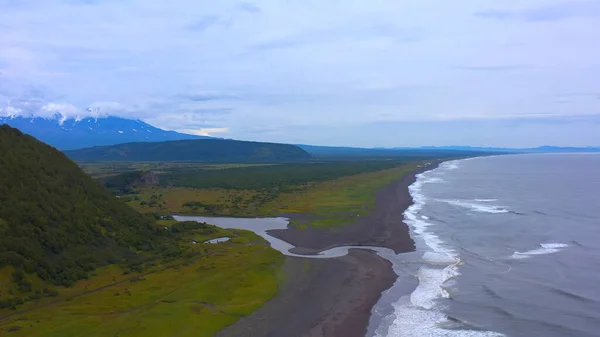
<box><xmin>0</xmin><ymin>115</ymin><xmax>208</xmax><ymax>150</ymax></box>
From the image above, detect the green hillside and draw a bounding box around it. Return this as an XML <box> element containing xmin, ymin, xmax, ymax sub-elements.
<box><xmin>65</xmin><ymin>138</ymin><xmax>312</xmax><ymax>162</ymax></box>
<box><xmin>0</xmin><ymin>125</ymin><xmax>167</xmax><ymax>306</ymax></box>
<box><xmin>0</xmin><ymin>125</ymin><xmax>286</xmax><ymax>337</ymax></box>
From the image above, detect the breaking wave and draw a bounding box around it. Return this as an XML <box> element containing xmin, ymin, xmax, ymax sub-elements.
<box><xmin>512</xmin><ymin>243</ymin><xmax>569</xmax><ymax>259</ymax></box>
<box><xmin>438</xmin><ymin>199</ymin><xmax>509</xmax><ymax>214</ymax></box>
<box><xmin>375</xmin><ymin>165</ymin><xmax>504</xmax><ymax>337</ymax></box>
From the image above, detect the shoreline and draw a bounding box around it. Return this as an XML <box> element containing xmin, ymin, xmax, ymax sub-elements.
<box><xmin>218</xmin><ymin>162</ymin><xmax>442</xmax><ymax>337</ymax></box>
<box><xmin>268</xmin><ymin>162</ymin><xmax>439</xmax><ymax>255</ymax></box>
<box><xmin>216</xmin><ymin>249</ymin><xmax>396</xmax><ymax>337</ymax></box>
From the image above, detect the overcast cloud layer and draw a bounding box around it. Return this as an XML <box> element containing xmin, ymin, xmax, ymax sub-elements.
<box><xmin>1</xmin><ymin>0</ymin><xmax>599</xmax><ymax>147</ymax></box>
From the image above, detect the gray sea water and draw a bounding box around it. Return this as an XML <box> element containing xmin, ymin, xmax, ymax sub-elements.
<box><xmin>373</xmin><ymin>153</ymin><xmax>600</xmax><ymax>337</ymax></box>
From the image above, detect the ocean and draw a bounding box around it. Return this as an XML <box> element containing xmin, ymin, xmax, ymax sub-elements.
<box><xmin>372</xmin><ymin>153</ymin><xmax>600</xmax><ymax>337</ymax></box>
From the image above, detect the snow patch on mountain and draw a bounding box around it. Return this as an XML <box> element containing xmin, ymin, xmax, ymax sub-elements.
<box><xmin>0</xmin><ymin>114</ymin><xmax>210</xmax><ymax>150</ymax></box>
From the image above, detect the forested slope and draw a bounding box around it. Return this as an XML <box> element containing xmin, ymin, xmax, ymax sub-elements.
<box><xmin>65</xmin><ymin>138</ymin><xmax>312</xmax><ymax>162</ymax></box>
<box><xmin>0</xmin><ymin>125</ymin><xmax>164</xmax><ymax>305</ymax></box>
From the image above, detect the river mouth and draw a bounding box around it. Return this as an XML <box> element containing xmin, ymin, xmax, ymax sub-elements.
<box><xmin>173</xmin><ymin>214</ymin><xmax>418</xmax><ymax>337</ymax></box>
<box><xmin>173</xmin><ymin>215</ymin><xmax>398</xmax><ymax>259</ymax></box>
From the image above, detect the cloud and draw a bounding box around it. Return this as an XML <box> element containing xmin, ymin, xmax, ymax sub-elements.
<box><xmin>454</xmin><ymin>65</ymin><xmax>532</xmax><ymax>71</ymax></box>
<box><xmin>40</xmin><ymin>103</ymin><xmax>78</xmax><ymax>115</ymax></box>
<box><xmin>180</xmin><ymin>92</ymin><xmax>239</xmax><ymax>101</ymax></box>
<box><xmin>179</xmin><ymin>127</ymin><xmax>229</xmax><ymax>136</ymax></box>
<box><xmin>0</xmin><ymin>106</ymin><xmax>22</xmax><ymax>117</ymax></box>
<box><xmin>185</xmin><ymin>15</ymin><xmax>221</xmax><ymax>32</ymax></box>
<box><xmin>190</xmin><ymin>108</ymin><xmax>233</xmax><ymax>115</ymax></box>
<box><xmin>238</xmin><ymin>2</ymin><xmax>260</xmax><ymax>14</ymax></box>
<box><xmin>475</xmin><ymin>11</ymin><xmax>513</xmax><ymax>20</ymax></box>
<box><xmin>555</xmin><ymin>92</ymin><xmax>600</xmax><ymax>98</ymax></box>
<box><xmin>1</xmin><ymin>0</ymin><xmax>600</xmax><ymax>146</ymax></box>
<box><xmin>251</xmin><ymin>36</ymin><xmax>303</xmax><ymax>51</ymax></box>
<box><xmin>251</xmin><ymin>23</ymin><xmax>422</xmax><ymax>51</ymax></box>
<box><xmin>476</xmin><ymin>1</ymin><xmax>600</xmax><ymax>22</ymax></box>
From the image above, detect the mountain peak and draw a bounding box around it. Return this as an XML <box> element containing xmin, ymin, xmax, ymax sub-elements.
<box><xmin>84</xmin><ymin>107</ymin><xmax>111</xmax><ymax>121</ymax></box>
<box><xmin>0</xmin><ymin>115</ymin><xmax>210</xmax><ymax>150</ymax></box>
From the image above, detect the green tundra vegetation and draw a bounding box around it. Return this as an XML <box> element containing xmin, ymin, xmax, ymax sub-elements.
<box><xmin>64</xmin><ymin>138</ymin><xmax>312</xmax><ymax>162</ymax></box>
<box><xmin>84</xmin><ymin>159</ymin><xmax>429</xmax><ymax>229</ymax></box>
<box><xmin>0</xmin><ymin>229</ymin><xmax>283</xmax><ymax>337</ymax></box>
<box><xmin>0</xmin><ymin>125</ymin><xmax>284</xmax><ymax>336</ymax></box>
<box><xmin>159</xmin><ymin>160</ymin><xmax>403</xmax><ymax>190</ymax></box>
<box><xmin>90</xmin><ymin>160</ymin><xmax>413</xmax><ymax>218</ymax></box>
<box><xmin>276</xmin><ymin>163</ymin><xmax>420</xmax><ymax>227</ymax></box>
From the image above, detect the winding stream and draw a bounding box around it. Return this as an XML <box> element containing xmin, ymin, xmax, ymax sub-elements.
<box><xmin>173</xmin><ymin>215</ymin><xmax>398</xmax><ymax>259</ymax></box>
<box><xmin>173</xmin><ymin>215</ymin><xmax>422</xmax><ymax>337</ymax></box>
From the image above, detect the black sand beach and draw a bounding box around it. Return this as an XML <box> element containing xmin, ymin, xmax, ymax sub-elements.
<box><xmin>268</xmin><ymin>166</ymin><xmax>428</xmax><ymax>255</ymax></box>
<box><xmin>219</xmin><ymin>165</ymin><xmax>436</xmax><ymax>337</ymax></box>
<box><xmin>216</xmin><ymin>250</ymin><xmax>395</xmax><ymax>337</ymax></box>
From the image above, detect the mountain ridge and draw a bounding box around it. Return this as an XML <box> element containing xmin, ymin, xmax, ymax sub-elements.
<box><xmin>0</xmin><ymin>115</ymin><xmax>208</xmax><ymax>150</ymax></box>
<box><xmin>297</xmin><ymin>144</ymin><xmax>600</xmax><ymax>157</ymax></box>
<box><xmin>65</xmin><ymin>138</ymin><xmax>312</xmax><ymax>162</ymax></box>
<box><xmin>2</xmin><ymin>114</ymin><xmax>598</xmax><ymax>154</ymax></box>
<box><xmin>414</xmin><ymin>145</ymin><xmax>600</xmax><ymax>153</ymax></box>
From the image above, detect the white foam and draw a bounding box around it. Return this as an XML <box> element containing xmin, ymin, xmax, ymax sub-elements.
<box><xmin>541</xmin><ymin>243</ymin><xmax>569</xmax><ymax>249</ymax></box>
<box><xmin>378</xmin><ymin>163</ymin><xmax>505</xmax><ymax>337</ymax></box>
<box><xmin>405</xmin><ymin>172</ymin><xmax>456</xmax><ymax>257</ymax></box>
<box><xmin>512</xmin><ymin>243</ymin><xmax>569</xmax><ymax>259</ymax></box>
<box><xmin>423</xmin><ymin>177</ymin><xmax>444</xmax><ymax>184</ymax></box>
<box><xmin>411</xmin><ymin>267</ymin><xmax>449</xmax><ymax>309</ymax></box>
<box><xmin>439</xmin><ymin>199</ymin><xmax>509</xmax><ymax>214</ymax></box>
<box><xmin>441</xmin><ymin>161</ymin><xmax>460</xmax><ymax>170</ymax></box>
<box><xmin>475</xmin><ymin>199</ymin><xmax>498</xmax><ymax>202</ymax></box>
<box><xmin>422</xmin><ymin>251</ymin><xmax>458</xmax><ymax>265</ymax></box>
<box><xmin>380</xmin><ymin>294</ymin><xmax>503</xmax><ymax>337</ymax></box>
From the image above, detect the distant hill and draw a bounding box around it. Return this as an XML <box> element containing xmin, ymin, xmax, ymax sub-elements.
<box><xmin>298</xmin><ymin>144</ymin><xmax>600</xmax><ymax>157</ymax></box>
<box><xmin>65</xmin><ymin>139</ymin><xmax>312</xmax><ymax>162</ymax></box>
<box><xmin>0</xmin><ymin>115</ymin><xmax>208</xmax><ymax>150</ymax></box>
<box><xmin>0</xmin><ymin>125</ymin><xmax>167</xmax><ymax>307</ymax></box>
<box><xmin>297</xmin><ymin>144</ymin><xmax>490</xmax><ymax>158</ymax></box>
<box><xmin>416</xmin><ymin>145</ymin><xmax>600</xmax><ymax>153</ymax></box>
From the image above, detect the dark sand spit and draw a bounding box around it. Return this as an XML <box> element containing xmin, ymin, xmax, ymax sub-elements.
<box><xmin>216</xmin><ymin>250</ymin><xmax>395</xmax><ymax>337</ymax></box>
<box><xmin>218</xmin><ymin>165</ymin><xmax>438</xmax><ymax>337</ymax></box>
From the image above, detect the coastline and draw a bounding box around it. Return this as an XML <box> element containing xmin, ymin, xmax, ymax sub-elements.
<box><xmin>219</xmin><ymin>162</ymin><xmax>442</xmax><ymax>337</ymax></box>
<box><xmin>216</xmin><ymin>249</ymin><xmax>396</xmax><ymax>337</ymax></box>
<box><xmin>268</xmin><ymin>162</ymin><xmax>440</xmax><ymax>255</ymax></box>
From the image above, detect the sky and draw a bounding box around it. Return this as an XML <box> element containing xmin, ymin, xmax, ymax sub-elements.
<box><xmin>1</xmin><ymin>0</ymin><xmax>600</xmax><ymax>147</ymax></box>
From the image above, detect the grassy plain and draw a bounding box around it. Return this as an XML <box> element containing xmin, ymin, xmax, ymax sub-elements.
<box><xmin>272</xmin><ymin>163</ymin><xmax>420</xmax><ymax>227</ymax></box>
<box><xmin>125</xmin><ymin>187</ymin><xmax>267</xmax><ymax>217</ymax></box>
<box><xmin>0</xmin><ymin>231</ymin><xmax>283</xmax><ymax>337</ymax></box>
<box><xmin>80</xmin><ymin>162</ymin><xmax>278</xmax><ymax>179</ymax></box>
<box><xmin>108</xmin><ymin>161</ymin><xmax>424</xmax><ymax>228</ymax></box>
